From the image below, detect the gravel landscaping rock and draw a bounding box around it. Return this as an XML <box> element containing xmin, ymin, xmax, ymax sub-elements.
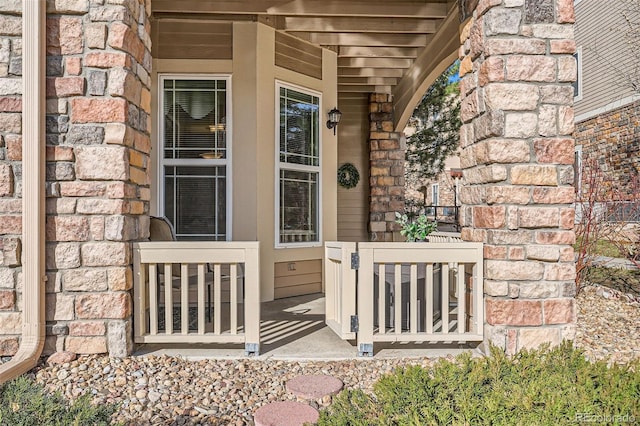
<box><xmin>15</xmin><ymin>285</ymin><xmax>640</xmax><ymax>425</ymax></box>
<box><xmin>32</xmin><ymin>356</ymin><xmax>434</xmax><ymax>425</ymax></box>
<box><xmin>574</xmin><ymin>284</ymin><xmax>640</xmax><ymax>365</ymax></box>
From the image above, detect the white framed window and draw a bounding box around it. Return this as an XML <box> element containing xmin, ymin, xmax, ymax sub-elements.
<box><xmin>573</xmin><ymin>46</ymin><xmax>583</xmax><ymax>102</ymax></box>
<box><xmin>432</xmin><ymin>183</ymin><xmax>439</xmax><ymax>207</ymax></box>
<box><xmin>158</xmin><ymin>75</ymin><xmax>232</xmax><ymax>241</ymax></box>
<box><xmin>276</xmin><ymin>82</ymin><xmax>322</xmax><ymax>247</ymax></box>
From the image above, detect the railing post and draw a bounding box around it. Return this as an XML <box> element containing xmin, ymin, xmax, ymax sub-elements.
<box><xmin>357</xmin><ymin>245</ymin><xmax>374</xmax><ymax>356</ymax></box>
<box><xmin>473</xmin><ymin>252</ymin><xmax>484</xmax><ymax>336</ymax></box>
<box><xmin>244</xmin><ymin>243</ymin><xmax>260</xmax><ymax>355</ymax></box>
<box><xmin>133</xmin><ymin>245</ymin><xmax>146</xmax><ymax>340</ymax></box>
<box><xmin>324</xmin><ymin>244</ymin><xmax>337</xmax><ymax>329</ymax></box>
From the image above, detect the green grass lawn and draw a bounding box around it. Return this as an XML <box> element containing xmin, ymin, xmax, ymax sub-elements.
<box><xmin>574</xmin><ymin>237</ymin><xmax>625</xmax><ymax>258</ymax></box>
<box><xmin>583</xmin><ymin>266</ymin><xmax>640</xmax><ymax>296</ymax></box>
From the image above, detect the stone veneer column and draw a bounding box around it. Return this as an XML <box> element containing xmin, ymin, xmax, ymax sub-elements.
<box><xmin>0</xmin><ymin>3</ymin><xmax>23</xmax><ymax>357</ymax></box>
<box><xmin>459</xmin><ymin>0</ymin><xmax>577</xmax><ymax>353</ymax></box>
<box><xmin>369</xmin><ymin>94</ymin><xmax>405</xmax><ymax>242</ymax></box>
<box><xmin>38</xmin><ymin>0</ymin><xmax>152</xmax><ymax>357</ymax></box>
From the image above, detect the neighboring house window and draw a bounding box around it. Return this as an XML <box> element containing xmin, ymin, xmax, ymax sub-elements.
<box><xmin>573</xmin><ymin>47</ymin><xmax>583</xmax><ymax>101</ymax></box>
<box><xmin>159</xmin><ymin>76</ymin><xmax>231</xmax><ymax>240</ymax></box>
<box><xmin>277</xmin><ymin>83</ymin><xmax>321</xmax><ymax>246</ymax></box>
<box><xmin>432</xmin><ymin>183</ymin><xmax>439</xmax><ymax>206</ymax></box>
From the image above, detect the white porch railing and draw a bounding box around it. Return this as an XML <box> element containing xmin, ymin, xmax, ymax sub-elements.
<box><xmin>357</xmin><ymin>242</ymin><xmax>484</xmax><ymax>356</ymax></box>
<box><xmin>133</xmin><ymin>242</ymin><xmax>260</xmax><ymax>355</ymax></box>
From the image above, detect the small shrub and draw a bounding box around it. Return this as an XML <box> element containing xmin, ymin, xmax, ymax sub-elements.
<box><xmin>318</xmin><ymin>343</ymin><xmax>640</xmax><ymax>425</ymax></box>
<box><xmin>0</xmin><ymin>375</ymin><xmax>120</xmax><ymax>426</ymax></box>
<box><xmin>395</xmin><ymin>212</ymin><xmax>438</xmax><ymax>242</ymax></box>
<box><xmin>316</xmin><ymin>388</ymin><xmax>381</xmax><ymax>426</ymax></box>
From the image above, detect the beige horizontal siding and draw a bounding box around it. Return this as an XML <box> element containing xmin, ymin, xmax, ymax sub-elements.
<box><xmin>275</xmin><ymin>31</ymin><xmax>323</xmax><ymax>80</ymax></box>
<box><xmin>274</xmin><ymin>260</ymin><xmax>322</xmax><ymax>299</ymax></box>
<box><xmin>337</xmin><ymin>93</ymin><xmax>370</xmax><ymax>242</ymax></box>
<box><xmin>574</xmin><ymin>0</ymin><xmax>638</xmax><ymax>118</ymax></box>
<box><xmin>153</xmin><ymin>20</ymin><xmax>233</xmax><ymax>60</ymax></box>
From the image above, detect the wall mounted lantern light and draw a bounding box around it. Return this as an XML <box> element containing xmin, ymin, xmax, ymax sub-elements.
<box><xmin>326</xmin><ymin>107</ymin><xmax>342</xmax><ymax>135</ymax></box>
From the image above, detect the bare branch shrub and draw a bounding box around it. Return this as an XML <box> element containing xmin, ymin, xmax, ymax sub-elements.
<box><xmin>602</xmin><ymin>170</ymin><xmax>640</xmax><ymax>269</ymax></box>
<box><xmin>575</xmin><ymin>158</ymin><xmax>640</xmax><ymax>292</ymax></box>
<box><xmin>575</xmin><ymin>158</ymin><xmax>609</xmax><ymax>293</ymax></box>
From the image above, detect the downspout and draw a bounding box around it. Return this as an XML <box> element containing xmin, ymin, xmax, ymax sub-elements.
<box><xmin>0</xmin><ymin>0</ymin><xmax>46</xmax><ymax>384</ymax></box>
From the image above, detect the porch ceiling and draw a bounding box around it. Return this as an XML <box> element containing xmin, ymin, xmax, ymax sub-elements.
<box><xmin>152</xmin><ymin>0</ymin><xmax>461</xmax><ymax>130</ymax></box>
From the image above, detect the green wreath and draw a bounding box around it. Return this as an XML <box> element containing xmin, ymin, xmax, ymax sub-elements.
<box><xmin>337</xmin><ymin>163</ymin><xmax>360</xmax><ymax>189</ymax></box>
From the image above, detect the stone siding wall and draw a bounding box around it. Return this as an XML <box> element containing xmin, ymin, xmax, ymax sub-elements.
<box><xmin>0</xmin><ymin>1</ymin><xmax>23</xmax><ymax>357</ymax></box>
<box><xmin>369</xmin><ymin>94</ymin><xmax>405</xmax><ymax>242</ymax></box>
<box><xmin>0</xmin><ymin>0</ymin><xmax>152</xmax><ymax>357</ymax></box>
<box><xmin>574</xmin><ymin>100</ymin><xmax>640</xmax><ymax>200</ymax></box>
<box><xmin>459</xmin><ymin>0</ymin><xmax>577</xmax><ymax>353</ymax></box>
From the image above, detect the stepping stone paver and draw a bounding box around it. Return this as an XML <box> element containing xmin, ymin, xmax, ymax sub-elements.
<box><xmin>254</xmin><ymin>401</ymin><xmax>319</xmax><ymax>426</ymax></box>
<box><xmin>286</xmin><ymin>374</ymin><xmax>344</xmax><ymax>399</ymax></box>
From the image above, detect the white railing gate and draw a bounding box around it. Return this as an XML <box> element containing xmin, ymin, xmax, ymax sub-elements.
<box><xmin>324</xmin><ymin>242</ymin><xmax>357</xmax><ymax>339</ymax></box>
<box><xmin>324</xmin><ymin>239</ymin><xmax>484</xmax><ymax>356</ymax></box>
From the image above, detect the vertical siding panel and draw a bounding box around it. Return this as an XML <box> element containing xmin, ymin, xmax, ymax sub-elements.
<box><xmin>575</xmin><ymin>0</ymin><xmax>638</xmax><ymax>118</ymax></box>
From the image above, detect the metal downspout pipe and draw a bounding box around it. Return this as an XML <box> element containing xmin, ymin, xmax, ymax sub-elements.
<box><xmin>0</xmin><ymin>0</ymin><xmax>46</xmax><ymax>384</ymax></box>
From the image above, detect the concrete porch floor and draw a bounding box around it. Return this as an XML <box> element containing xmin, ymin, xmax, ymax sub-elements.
<box><xmin>134</xmin><ymin>293</ymin><xmax>481</xmax><ymax>361</ymax></box>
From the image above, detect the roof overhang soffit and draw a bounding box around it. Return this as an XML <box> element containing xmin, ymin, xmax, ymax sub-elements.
<box><xmin>152</xmin><ymin>1</ymin><xmax>461</xmax><ymax>129</ymax></box>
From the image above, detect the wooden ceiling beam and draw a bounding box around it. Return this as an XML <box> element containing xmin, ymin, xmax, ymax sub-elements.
<box><xmin>153</xmin><ymin>0</ymin><xmax>449</xmax><ymax>18</ymax></box>
<box><xmin>339</xmin><ymin>67</ymin><xmax>405</xmax><ymax>78</ymax></box>
<box><xmin>338</xmin><ymin>57</ymin><xmax>413</xmax><ymax>69</ymax></box>
<box><xmin>338</xmin><ymin>85</ymin><xmax>393</xmax><ymax>93</ymax></box>
<box><xmin>338</xmin><ymin>46</ymin><xmax>419</xmax><ymax>58</ymax></box>
<box><xmin>338</xmin><ymin>77</ymin><xmax>398</xmax><ymax>86</ymax></box>
<box><xmin>153</xmin><ymin>13</ymin><xmax>259</xmax><ymax>22</ymax></box>
<box><xmin>291</xmin><ymin>32</ymin><xmax>430</xmax><ymax>47</ymax></box>
<box><xmin>283</xmin><ymin>17</ymin><xmax>438</xmax><ymax>34</ymax></box>
<box><xmin>152</xmin><ymin>0</ymin><xmax>289</xmax><ymax>14</ymax></box>
<box><xmin>268</xmin><ymin>1</ymin><xmax>448</xmax><ymax>18</ymax></box>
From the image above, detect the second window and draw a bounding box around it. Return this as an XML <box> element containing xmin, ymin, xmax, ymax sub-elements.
<box><xmin>277</xmin><ymin>84</ymin><xmax>321</xmax><ymax>246</ymax></box>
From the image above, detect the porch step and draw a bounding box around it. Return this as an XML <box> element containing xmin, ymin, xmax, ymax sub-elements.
<box><xmin>253</xmin><ymin>401</ymin><xmax>319</xmax><ymax>426</ymax></box>
<box><xmin>286</xmin><ymin>374</ymin><xmax>344</xmax><ymax>400</ymax></box>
